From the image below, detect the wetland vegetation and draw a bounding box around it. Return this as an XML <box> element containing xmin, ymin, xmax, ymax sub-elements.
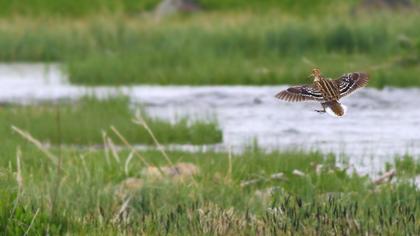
<box><xmin>0</xmin><ymin>1</ymin><xmax>419</xmax><ymax>87</ymax></box>
<box><xmin>1</xmin><ymin>145</ymin><xmax>419</xmax><ymax>234</ymax></box>
<box><xmin>1</xmin><ymin>0</ymin><xmax>419</xmax><ymax>235</ymax></box>
<box><xmin>0</xmin><ymin>97</ymin><xmax>222</xmax><ymax>145</ymax></box>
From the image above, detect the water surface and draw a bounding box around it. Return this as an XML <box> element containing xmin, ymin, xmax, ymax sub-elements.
<box><xmin>1</xmin><ymin>63</ymin><xmax>419</xmax><ymax>174</ymax></box>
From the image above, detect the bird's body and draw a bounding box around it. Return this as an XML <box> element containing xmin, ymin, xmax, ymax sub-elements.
<box><xmin>275</xmin><ymin>69</ymin><xmax>369</xmax><ymax>117</ymax></box>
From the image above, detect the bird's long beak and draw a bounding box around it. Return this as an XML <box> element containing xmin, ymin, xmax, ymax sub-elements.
<box><xmin>307</xmin><ymin>74</ymin><xmax>313</xmax><ymax>79</ymax></box>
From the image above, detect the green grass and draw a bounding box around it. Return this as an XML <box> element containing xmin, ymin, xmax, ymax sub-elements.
<box><xmin>0</xmin><ymin>97</ymin><xmax>222</xmax><ymax>145</ymax></box>
<box><xmin>60</xmin><ymin>13</ymin><xmax>420</xmax><ymax>87</ymax></box>
<box><xmin>0</xmin><ymin>2</ymin><xmax>419</xmax><ymax>234</ymax></box>
<box><xmin>0</xmin><ymin>145</ymin><xmax>419</xmax><ymax>234</ymax></box>
<box><xmin>0</xmin><ymin>11</ymin><xmax>419</xmax><ymax>87</ymax></box>
<box><xmin>386</xmin><ymin>155</ymin><xmax>420</xmax><ymax>177</ymax></box>
<box><xmin>0</xmin><ymin>0</ymin><xmax>357</xmax><ymax>17</ymax></box>
<box><xmin>0</xmin><ymin>0</ymin><xmax>158</xmax><ymax>17</ymax></box>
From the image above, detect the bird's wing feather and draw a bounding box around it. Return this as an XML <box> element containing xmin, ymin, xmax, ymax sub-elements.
<box><xmin>334</xmin><ymin>72</ymin><xmax>369</xmax><ymax>98</ymax></box>
<box><xmin>275</xmin><ymin>85</ymin><xmax>324</xmax><ymax>102</ymax></box>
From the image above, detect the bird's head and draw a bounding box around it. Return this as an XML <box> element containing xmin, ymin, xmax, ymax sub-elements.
<box><xmin>309</xmin><ymin>68</ymin><xmax>321</xmax><ymax>81</ymax></box>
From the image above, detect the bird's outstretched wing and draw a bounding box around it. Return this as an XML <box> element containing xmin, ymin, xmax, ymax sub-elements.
<box><xmin>275</xmin><ymin>85</ymin><xmax>324</xmax><ymax>102</ymax></box>
<box><xmin>334</xmin><ymin>72</ymin><xmax>369</xmax><ymax>98</ymax></box>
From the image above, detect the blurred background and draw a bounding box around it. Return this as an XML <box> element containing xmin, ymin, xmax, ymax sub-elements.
<box><xmin>0</xmin><ymin>0</ymin><xmax>419</xmax><ymax>86</ymax></box>
<box><xmin>1</xmin><ymin>1</ymin><xmax>420</xmax><ymax>234</ymax></box>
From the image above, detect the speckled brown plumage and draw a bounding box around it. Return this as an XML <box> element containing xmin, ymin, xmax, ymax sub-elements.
<box><xmin>275</xmin><ymin>69</ymin><xmax>369</xmax><ymax>117</ymax></box>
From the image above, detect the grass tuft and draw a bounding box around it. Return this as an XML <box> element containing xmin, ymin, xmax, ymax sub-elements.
<box><xmin>1</xmin><ymin>97</ymin><xmax>222</xmax><ymax>145</ymax></box>
<box><xmin>0</xmin><ymin>148</ymin><xmax>419</xmax><ymax>234</ymax></box>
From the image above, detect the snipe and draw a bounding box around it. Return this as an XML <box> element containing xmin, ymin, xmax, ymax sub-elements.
<box><xmin>275</xmin><ymin>69</ymin><xmax>369</xmax><ymax>117</ymax></box>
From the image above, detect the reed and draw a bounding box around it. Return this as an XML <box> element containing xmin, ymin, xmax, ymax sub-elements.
<box><xmin>0</xmin><ymin>106</ymin><xmax>419</xmax><ymax>234</ymax></box>
<box><xmin>0</xmin><ymin>145</ymin><xmax>418</xmax><ymax>234</ymax></box>
<box><xmin>0</xmin><ymin>11</ymin><xmax>418</xmax><ymax>87</ymax></box>
<box><xmin>1</xmin><ymin>97</ymin><xmax>222</xmax><ymax>146</ymax></box>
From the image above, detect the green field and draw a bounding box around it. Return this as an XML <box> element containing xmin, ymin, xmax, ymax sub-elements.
<box><xmin>0</xmin><ymin>0</ymin><xmax>356</xmax><ymax>17</ymax></box>
<box><xmin>0</xmin><ymin>97</ymin><xmax>222</xmax><ymax>147</ymax></box>
<box><xmin>0</xmin><ymin>3</ymin><xmax>419</xmax><ymax>87</ymax></box>
<box><xmin>1</xmin><ymin>146</ymin><xmax>419</xmax><ymax>234</ymax></box>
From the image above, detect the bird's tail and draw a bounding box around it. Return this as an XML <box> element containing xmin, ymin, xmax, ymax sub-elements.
<box><xmin>323</xmin><ymin>101</ymin><xmax>347</xmax><ymax>117</ymax></box>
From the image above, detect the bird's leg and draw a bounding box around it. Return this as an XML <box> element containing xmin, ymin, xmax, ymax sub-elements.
<box><xmin>314</xmin><ymin>103</ymin><xmax>326</xmax><ymax>113</ymax></box>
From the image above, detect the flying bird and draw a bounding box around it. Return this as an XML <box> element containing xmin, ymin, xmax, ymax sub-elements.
<box><xmin>275</xmin><ymin>69</ymin><xmax>369</xmax><ymax>117</ymax></box>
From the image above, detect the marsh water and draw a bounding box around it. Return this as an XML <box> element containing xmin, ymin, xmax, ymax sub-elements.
<box><xmin>2</xmin><ymin>63</ymin><xmax>420</xmax><ymax>174</ymax></box>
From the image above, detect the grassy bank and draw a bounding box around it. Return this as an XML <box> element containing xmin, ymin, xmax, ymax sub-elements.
<box><xmin>0</xmin><ymin>0</ymin><xmax>356</xmax><ymax>18</ymax></box>
<box><xmin>1</xmin><ymin>97</ymin><xmax>222</xmax><ymax>145</ymax></box>
<box><xmin>0</xmin><ymin>0</ymin><xmax>157</xmax><ymax>17</ymax></box>
<box><xmin>0</xmin><ymin>11</ymin><xmax>419</xmax><ymax>87</ymax></box>
<box><xmin>0</xmin><ymin>145</ymin><xmax>419</xmax><ymax>234</ymax></box>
